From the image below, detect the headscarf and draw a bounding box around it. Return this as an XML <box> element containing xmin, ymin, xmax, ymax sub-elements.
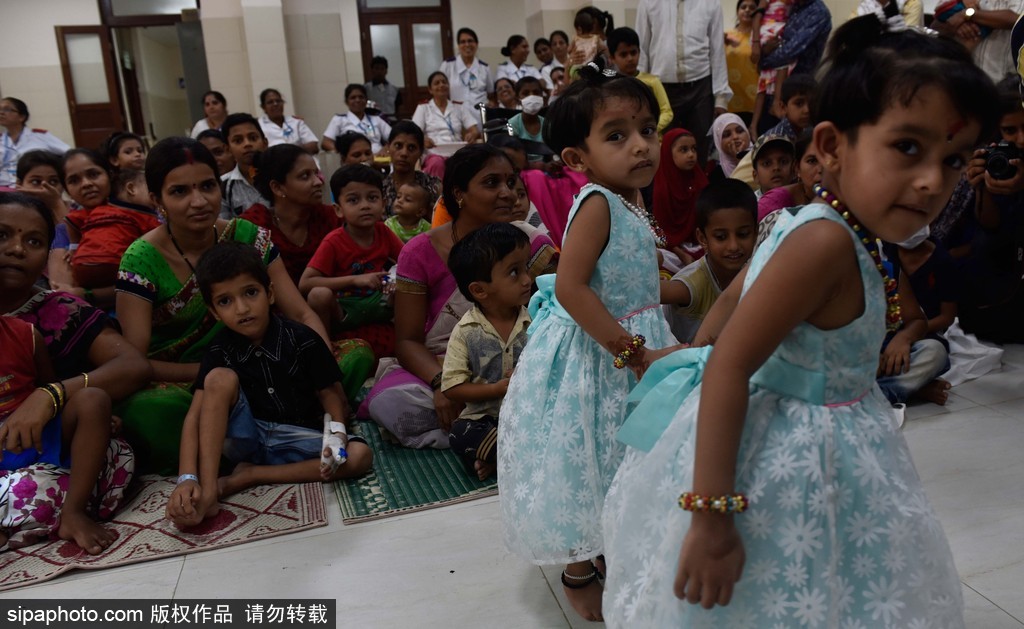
<box><xmin>711</xmin><ymin>114</ymin><xmax>750</xmax><ymax>177</ymax></box>
<box><xmin>652</xmin><ymin>128</ymin><xmax>709</xmax><ymax>249</ymax></box>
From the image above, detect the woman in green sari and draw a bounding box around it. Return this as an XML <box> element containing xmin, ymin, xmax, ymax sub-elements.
<box><xmin>115</xmin><ymin>137</ymin><xmax>371</xmax><ymax>474</ymax></box>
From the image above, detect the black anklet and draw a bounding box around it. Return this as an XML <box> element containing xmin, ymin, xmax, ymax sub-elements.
<box><xmin>561</xmin><ymin>569</ymin><xmax>598</xmax><ymax>589</ymax></box>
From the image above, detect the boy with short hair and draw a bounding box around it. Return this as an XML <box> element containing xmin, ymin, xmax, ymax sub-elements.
<box><xmin>751</xmin><ymin>134</ymin><xmax>796</xmax><ymax>197</ymax></box>
<box><xmin>365</xmin><ymin>56</ymin><xmax>400</xmax><ymax>117</ymax></box>
<box><xmin>385</xmin><ymin>182</ymin><xmax>432</xmax><ymax>243</ymax></box>
<box><xmin>221</xmin><ymin>113</ymin><xmax>270</xmax><ymax>218</ymax></box>
<box><xmin>443</xmin><ymin>223</ymin><xmax>533</xmax><ymax>480</ymax></box>
<box><xmin>662</xmin><ymin>180</ymin><xmax>757</xmax><ymax>343</ymax></box>
<box><xmin>607</xmin><ymin>27</ymin><xmax>673</xmax><ymax>136</ymax></box>
<box><xmin>166</xmin><ymin>241</ymin><xmax>372</xmax><ymax>529</ymax></box>
<box><xmin>761</xmin><ymin>74</ymin><xmax>816</xmax><ymax>140</ymax></box>
<box><xmin>299</xmin><ymin>164</ymin><xmax>403</xmax><ymax>358</ymax></box>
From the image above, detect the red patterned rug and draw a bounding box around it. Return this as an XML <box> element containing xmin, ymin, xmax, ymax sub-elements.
<box><xmin>0</xmin><ymin>476</ymin><xmax>327</xmax><ymax>591</ymax></box>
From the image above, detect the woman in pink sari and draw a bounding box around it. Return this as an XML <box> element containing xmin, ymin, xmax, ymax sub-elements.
<box><xmin>362</xmin><ymin>144</ymin><xmax>557</xmax><ymax>448</ymax></box>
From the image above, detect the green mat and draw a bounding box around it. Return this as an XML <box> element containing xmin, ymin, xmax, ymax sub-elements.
<box><xmin>333</xmin><ymin>420</ymin><xmax>498</xmax><ymax>523</ymax></box>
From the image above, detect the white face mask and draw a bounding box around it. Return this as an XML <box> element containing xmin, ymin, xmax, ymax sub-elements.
<box><xmin>896</xmin><ymin>225</ymin><xmax>930</xmax><ymax>249</ymax></box>
<box><xmin>521</xmin><ymin>95</ymin><xmax>544</xmax><ymax>115</ymax></box>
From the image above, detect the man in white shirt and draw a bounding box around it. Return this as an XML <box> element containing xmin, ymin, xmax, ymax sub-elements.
<box><xmin>636</xmin><ymin>0</ymin><xmax>732</xmax><ymax>163</ymax></box>
<box><xmin>938</xmin><ymin>0</ymin><xmax>1024</xmax><ymax>82</ymax></box>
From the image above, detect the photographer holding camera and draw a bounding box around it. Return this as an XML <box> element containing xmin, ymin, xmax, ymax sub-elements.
<box><xmin>960</xmin><ymin>77</ymin><xmax>1024</xmax><ymax>343</ymax></box>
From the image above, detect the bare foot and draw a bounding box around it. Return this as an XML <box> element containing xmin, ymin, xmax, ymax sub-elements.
<box><xmin>916</xmin><ymin>378</ymin><xmax>951</xmax><ymax>406</ymax></box>
<box><xmin>562</xmin><ymin>563</ymin><xmax>603</xmax><ymax>622</ymax></box>
<box><xmin>218</xmin><ymin>462</ymin><xmax>254</xmax><ymax>498</ymax></box>
<box><xmin>473</xmin><ymin>459</ymin><xmax>496</xmax><ymax>481</ymax></box>
<box><xmin>58</xmin><ymin>510</ymin><xmax>116</xmax><ymax>555</ymax></box>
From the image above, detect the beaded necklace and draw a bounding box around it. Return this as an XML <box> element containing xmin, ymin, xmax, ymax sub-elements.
<box><xmin>614</xmin><ymin>191</ymin><xmax>667</xmax><ymax>248</ymax></box>
<box><xmin>813</xmin><ymin>184</ymin><xmax>902</xmax><ymax>333</ymax></box>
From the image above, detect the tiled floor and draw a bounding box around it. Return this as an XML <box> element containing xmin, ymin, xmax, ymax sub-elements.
<box><xmin>3</xmin><ymin>349</ymin><xmax>1024</xmax><ymax>628</ymax></box>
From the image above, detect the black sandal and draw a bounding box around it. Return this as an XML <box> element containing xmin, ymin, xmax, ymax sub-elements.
<box><xmin>561</xmin><ymin>569</ymin><xmax>598</xmax><ymax>589</ymax></box>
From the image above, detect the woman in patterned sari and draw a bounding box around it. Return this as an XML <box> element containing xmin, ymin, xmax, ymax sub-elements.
<box><xmin>115</xmin><ymin>138</ymin><xmax>371</xmax><ymax>474</ymax></box>
<box><xmin>1</xmin><ymin>191</ymin><xmax>148</xmax><ymax>550</ymax></box>
<box><xmin>362</xmin><ymin>145</ymin><xmax>557</xmax><ymax>448</ymax></box>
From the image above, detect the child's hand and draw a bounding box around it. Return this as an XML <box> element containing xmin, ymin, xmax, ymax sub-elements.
<box><xmin>165</xmin><ymin>479</ymin><xmax>201</xmax><ymax>525</ymax></box>
<box><xmin>434</xmin><ymin>389</ymin><xmax>462</xmax><ymax>432</ymax></box>
<box><xmin>675</xmin><ymin>514</ymin><xmax>745</xmax><ymax>608</ymax></box>
<box><xmin>20</xmin><ymin>181</ymin><xmax>66</xmax><ymax>212</ymax></box>
<box><xmin>0</xmin><ymin>389</ymin><xmax>53</xmax><ymax>457</ymax></box>
<box><xmin>354</xmin><ymin>272</ymin><xmax>387</xmax><ymax>291</ymax></box>
<box><xmin>631</xmin><ymin>344</ymin><xmax>688</xmax><ymax>380</ymax></box>
<box><xmin>495</xmin><ymin>378</ymin><xmax>511</xmax><ymax>397</ymax></box>
<box><xmin>878</xmin><ymin>338</ymin><xmax>912</xmax><ymax>377</ymax></box>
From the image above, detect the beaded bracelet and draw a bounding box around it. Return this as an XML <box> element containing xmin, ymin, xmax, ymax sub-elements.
<box><xmin>678</xmin><ymin>492</ymin><xmax>749</xmax><ymax>514</ymax></box>
<box><xmin>613</xmin><ymin>334</ymin><xmax>646</xmax><ymax>370</ymax></box>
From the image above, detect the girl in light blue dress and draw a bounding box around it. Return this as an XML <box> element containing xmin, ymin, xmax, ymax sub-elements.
<box><xmin>498</xmin><ymin>63</ymin><xmax>678</xmax><ymax>621</ymax></box>
<box><xmin>601</xmin><ymin>17</ymin><xmax>999</xmax><ymax>628</ymax></box>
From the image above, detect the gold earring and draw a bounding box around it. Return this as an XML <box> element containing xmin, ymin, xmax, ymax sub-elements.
<box><xmin>457</xmin><ymin>197</ymin><xmax>463</xmax><ymax>209</ymax></box>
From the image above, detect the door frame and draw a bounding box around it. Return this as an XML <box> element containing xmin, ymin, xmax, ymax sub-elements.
<box><xmin>55</xmin><ymin>25</ymin><xmax>126</xmax><ymax>149</ymax></box>
<box><xmin>358</xmin><ymin>0</ymin><xmax>454</xmax><ymax>118</ymax></box>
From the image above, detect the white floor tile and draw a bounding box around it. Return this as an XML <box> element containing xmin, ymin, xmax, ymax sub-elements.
<box><xmin>904</xmin><ymin>391</ymin><xmax>978</xmax><ymax>421</ymax></box>
<box><xmin>998</xmin><ymin>344</ymin><xmax>1024</xmax><ymax>369</ymax></box>
<box><xmin>946</xmin><ymin>364</ymin><xmax>1024</xmax><ymax>405</ymax></box>
<box><xmin>174</xmin><ymin>500</ymin><xmax>569</xmax><ymax>627</ymax></box>
<box><xmin>963</xmin><ymin>583</ymin><xmax>1024</xmax><ymax>627</ymax></box>
<box><xmin>965</xmin><ymin>564</ymin><xmax>1024</xmax><ymax>625</ymax></box>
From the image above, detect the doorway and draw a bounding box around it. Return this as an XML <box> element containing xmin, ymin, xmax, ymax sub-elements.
<box><xmin>358</xmin><ymin>0</ymin><xmax>454</xmax><ymax>119</ymax></box>
<box><xmin>56</xmin><ymin>2</ymin><xmax>209</xmax><ymax>148</ymax></box>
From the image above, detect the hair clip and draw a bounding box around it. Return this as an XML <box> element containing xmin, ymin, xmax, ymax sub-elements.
<box><xmin>602</xmin><ymin>68</ymin><xmax>618</xmax><ymax>78</ymax></box>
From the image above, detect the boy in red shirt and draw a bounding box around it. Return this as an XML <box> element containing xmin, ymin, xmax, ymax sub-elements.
<box><xmin>300</xmin><ymin>165</ymin><xmax>403</xmax><ymax>357</ymax></box>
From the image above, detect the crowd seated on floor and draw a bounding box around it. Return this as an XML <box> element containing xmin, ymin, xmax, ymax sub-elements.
<box><xmin>0</xmin><ymin>5</ymin><xmax>1022</xmax><ymax>557</ymax></box>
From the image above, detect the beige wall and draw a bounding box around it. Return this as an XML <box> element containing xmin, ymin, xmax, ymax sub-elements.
<box><xmin>0</xmin><ymin>0</ymin><xmax>902</xmax><ymax>153</ymax></box>
<box><xmin>0</xmin><ymin>0</ymin><xmax>102</xmax><ymax>145</ymax></box>
<box><xmin>133</xmin><ymin>29</ymin><xmax>193</xmax><ymax>139</ymax></box>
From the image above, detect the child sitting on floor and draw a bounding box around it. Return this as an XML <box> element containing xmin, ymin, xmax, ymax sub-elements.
<box><xmin>652</xmin><ymin>128</ymin><xmax>710</xmax><ymax>265</ymax></box>
<box><xmin>300</xmin><ymin>164</ymin><xmax>403</xmax><ymax>358</ymax></box>
<box><xmin>0</xmin><ymin>315</ymin><xmax>116</xmax><ymax>554</ymax></box>
<box><xmin>760</xmin><ymin>73</ymin><xmax>816</xmax><ymax>140</ymax></box>
<box><xmin>72</xmin><ymin>168</ymin><xmax>160</xmax><ymax>292</ymax></box>
<box><xmin>662</xmin><ymin>180</ymin><xmax>757</xmax><ymax>342</ymax></box>
<box><xmin>385</xmin><ymin>182</ymin><xmax>432</xmax><ymax>243</ymax></box>
<box><xmin>442</xmin><ymin>223</ymin><xmax>533</xmax><ymax>480</ymax></box>
<box><xmin>751</xmin><ymin>133</ymin><xmax>795</xmax><ymax>197</ymax></box>
<box><xmin>165</xmin><ymin>241</ymin><xmax>372</xmax><ymax>529</ymax></box>
<box><xmin>878</xmin><ymin>229</ymin><xmax>958</xmax><ymax>406</ymax></box>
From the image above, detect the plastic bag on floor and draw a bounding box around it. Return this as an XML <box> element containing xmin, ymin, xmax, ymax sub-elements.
<box><xmin>943</xmin><ymin>319</ymin><xmax>1004</xmax><ymax>387</ymax></box>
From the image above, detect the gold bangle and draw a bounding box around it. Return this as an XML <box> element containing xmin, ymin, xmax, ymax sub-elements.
<box><xmin>82</xmin><ymin>372</ymin><xmax>89</xmax><ymax>389</ymax></box>
<box><xmin>37</xmin><ymin>386</ymin><xmax>59</xmax><ymax>419</ymax></box>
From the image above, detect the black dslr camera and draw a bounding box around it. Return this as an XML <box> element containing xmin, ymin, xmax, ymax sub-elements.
<box><xmin>984</xmin><ymin>141</ymin><xmax>1021</xmax><ymax>180</ymax></box>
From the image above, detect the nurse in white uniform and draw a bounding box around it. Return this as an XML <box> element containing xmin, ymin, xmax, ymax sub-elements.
<box><xmin>438</xmin><ymin>27</ymin><xmax>494</xmax><ymax>108</ymax></box>
<box><xmin>257</xmin><ymin>88</ymin><xmax>318</xmax><ymax>154</ymax></box>
<box><xmin>321</xmin><ymin>84</ymin><xmax>392</xmax><ymax>154</ymax></box>
<box><xmin>0</xmin><ymin>97</ymin><xmax>70</xmax><ymax>187</ymax></box>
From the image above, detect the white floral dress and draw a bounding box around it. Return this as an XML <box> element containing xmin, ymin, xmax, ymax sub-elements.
<box><xmin>499</xmin><ymin>184</ymin><xmax>676</xmax><ymax>565</ymax></box>
<box><xmin>602</xmin><ymin>204</ymin><xmax>964</xmax><ymax>627</ymax></box>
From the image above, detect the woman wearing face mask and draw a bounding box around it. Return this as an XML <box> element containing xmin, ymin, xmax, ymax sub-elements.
<box><xmin>413</xmin><ymin>72</ymin><xmax>482</xmax><ymax>178</ymax></box>
<box><xmin>257</xmin><ymin>88</ymin><xmax>318</xmax><ymax>155</ymax></box>
<box><xmin>439</xmin><ymin>27</ymin><xmax>494</xmax><ymax>107</ymax></box>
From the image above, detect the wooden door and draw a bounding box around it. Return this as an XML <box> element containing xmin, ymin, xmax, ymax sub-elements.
<box><xmin>55</xmin><ymin>25</ymin><xmax>126</xmax><ymax>149</ymax></box>
<box><xmin>359</xmin><ymin>1</ymin><xmax>453</xmax><ymax>119</ymax></box>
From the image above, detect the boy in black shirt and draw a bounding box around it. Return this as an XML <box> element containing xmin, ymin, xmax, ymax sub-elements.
<box><xmin>166</xmin><ymin>241</ymin><xmax>372</xmax><ymax>528</ymax></box>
